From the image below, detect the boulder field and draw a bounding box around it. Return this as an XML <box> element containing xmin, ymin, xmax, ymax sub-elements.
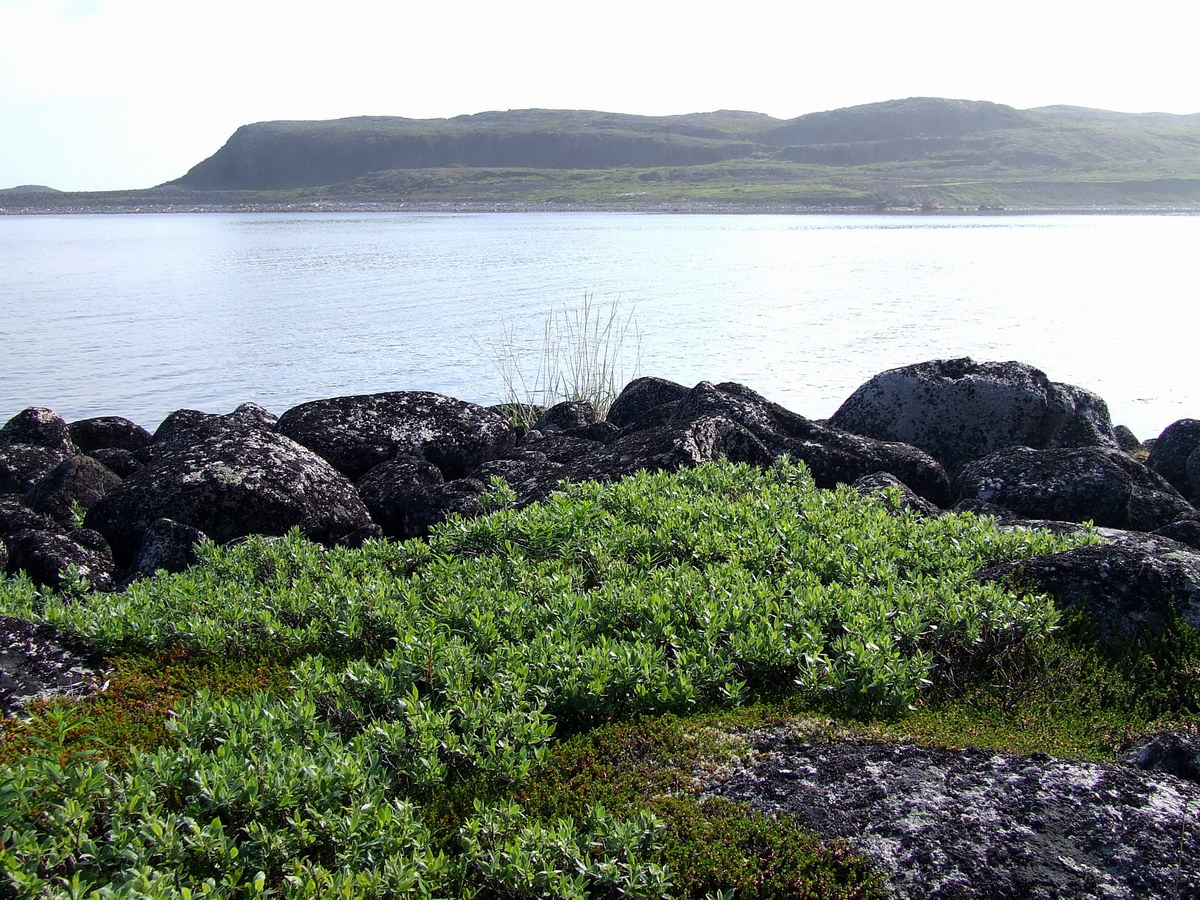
<box><xmin>3</xmin><ymin>356</ymin><xmax>1200</xmax><ymax>897</ymax></box>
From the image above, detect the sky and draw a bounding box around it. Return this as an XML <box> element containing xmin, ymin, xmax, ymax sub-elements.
<box><xmin>2</xmin><ymin>0</ymin><xmax>1199</xmax><ymax>192</ymax></box>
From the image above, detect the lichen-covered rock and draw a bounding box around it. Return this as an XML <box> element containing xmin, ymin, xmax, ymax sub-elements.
<box><xmin>1154</xmin><ymin>517</ymin><xmax>1200</xmax><ymax>551</ymax></box>
<box><xmin>828</xmin><ymin>358</ymin><xmax>1118</xmax><ymax>473</ymax></box>
<box><xmin>0</xmin><ymin>616</ymin><xmax>107</xmax><ymax>715</ymax></box>
<box><xmin>1113</xmin><ymin>424</ymin><xmax>1143</xmax><ymax>454</ymax></box>
<box><xmin>355</xmin><ymin>454</ymin><xmax>446</xmax><ymax>536</ymax></box>
<box><xmin>391</xmin><ymin>479</ymin><xmax>487</xmax><ymax>539</ymax></box>
<box><xmin>124</xmin><ymin>517</ymin><xmax>208</xmax><ymax>581</ymax></box>
<box><xmin>514</xmin><ymin>431</ymin><xmax>603</xmax><ymax>463</ymax></box>
<box><xmin>606</xmin><ymin>376</ymin><xmax>691</xmax><ymax>429</ymax></box>
<box><xmin>86</xmin><ymin>419</ymin><xmax>372</xmax><ymax>566</ymax></box>
<box><xmin>956</xmin><ymin>446</ymin><xmax>1194</xmax><ymax>532</ymax></box>
<box><xmin>975</xmin><ymin>539</ymin><xmax>1200</xmax><ymax>637</ymax></box>
<box><xmin>670</xmin><ymin>381</ymin><xmax>951</xmax><ymax>505</ymax></box>
<box><xmin>0</xmin><ymin>496</ymin><xmax>61</xmax><ymax>540</ymax></box>
<box><xmin>4</xmin><ymin>527</ymin><xmax>117</xmax><ymax>592</ymax></box>
<box><xmin>1122</xmin><ymin>729</ymin><xmax>1200</xmax><ymax>784</ymax></box>
<box><xmin>0</xmin><ymin>407</ymin><xmax>74</xmax><ymax>454</ymax></box>
<box><xmin>67</xmin><ymin>415</ymin><xmax>151</xmax><ymax>453</ymax></box>
<box><xmin>0</xmin><ymin>444</ymin><xmax>67</xmax><ymax>494</ymax></box>
<box><xmin>1146</xmin><ymin>418</ymin><xmax>1200</xmax><ymax>502</ymax></box>
<box><xmin>23</xmin><ymin>455</ymin><xmax>122</xmax><ymax>524</ymax></box>
<box><xmin>88</xmin><ymin>448</ymin><xmax>142</xmax><ymax>479</ymax></box>
<box><xmin>709</xmin><ymin>730</ymin><xmax>1200</xmax><ymax>900</ymax></box>
<box><xmin>532</xmin><ymin>401</ymin><xmax>596</xmax><ymax>434</ymax></box>
<box><xmin>276</xmin><ymin>391</ymin><xmax>516</xmax><ymax>480</ymax></box>
<box><xmin>851</xmin><ymin>472</ymin><xmax>941</xmax><ymax>518</ymax></box>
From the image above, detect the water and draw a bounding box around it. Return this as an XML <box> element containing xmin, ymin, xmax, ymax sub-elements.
<box><xmin>1</xmin><ymin>211</ymin><xmax>1196</xmax><ymax>440</ymax></box>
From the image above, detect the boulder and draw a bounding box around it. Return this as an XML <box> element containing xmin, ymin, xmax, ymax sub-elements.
<box><xmin>0</xmin><ymin>407</ymin><xmax>74</xmax><ymax>454</ymax></box>
<box><xmin>0</xmin><ymin>616</ymin><xmax>107</xmax><ymax>715</ymax></box>
<box><xmin>1154</xmin><ymin>517</ymin><xmax>1200</xmax><ymax>551</ymax></box>
<box><xmin>276</xmin><ymin>391</ymin><xmax>516</xmax><ymax>480</ymax></box>
<box><xmin>975</xmin><ymin>538</ymin><xmax>1200</xmax><ymax>637</ymax></box>
<box><xmin>23</xmin><ymin>455</ymin><xmax>122</xmax><ymax>524</ymax></box>
<box><xmin>0</xmin><ymin>444</ymin><xmax>67</xmax><ymax>494</ymax></box>
<box><xmin>828</xmin><ymin>358</ymin><xmax>1118</xmax><ymax>473</ymax></box>
<box><xmin>606</xmin><ymin>376</ymin><xmax>691</xmax><ymax>429</ymax></box>
<box><xmin>1122</xmin><ymin>729</ymin><xmax>1200</xmax><ymax>784</ymax></box>
<box><xmin>86</xmin><ymin>419</ymin><xmax>372</xmax><ymax>566</ymax></box>
<box><xmin>5</xmin><ymin>527</ymin><xmax>117</xmax><ymax>592</ymax></box>
<box><xmin>513</xmin><ymin>431</ymin><xmax>603</xmax><ymax>463</ymax></box>
<box><xmin>88</xmin><ymin>448</ymin><xmax>143</xmax><ymax>479</ymax></box>
<box><xmin>532</xmin><ymin>401</ymin><xmax>596</xmax><ymax>433</ymax></box>
<box><xmin>1190</xmin><ymin>445</ymin><xmax>1200</xmax><ymax>506</ymax></box>
<box><xmin>669</xmin><ymin>381</ymin><xmax>951</xmax><ymax>505</ymax></box>
<box><xmin>1113</xmin><ymin>424</ymin><xmax>1142</xmax><ymax>454</ymax></box>
<box><xmin>1146</xmin><ymin>418</ymin><xmax>1200</xmax><ymax>502</ymax></box>
<box><xmin>124</xmin><ymin>517</ymin><xmax>208</xmax><ymax>581</ymax></box>
<box><xmin>0</xmin><ymin>496</ymin><xmax>61</xmax><ymax>540</ymax></box>
<box><xmin>354</xmin><ymin>454</ymin><xmax>446</xmax><ymax>536</ymax></box>
<box><xmin>67</xmin><ymin>415</ymin><xmax>151</xmax><ymax>453</ymax></box>
<box><xmin>956</xmin><ymin>446</ymin><xmax>1194</xmax><ymax>532</ymax></box>
<box><xmin>709</xmin><ymin>730</ymin><xmax>1200</xmax><ymax>900</ymax></box>
<box><xmin>851</xmin><ymin>472</ymin><xmax>941</xmax><ymax>518</ymax></box>
<box><xmin>391</xmin><ymin>479</ymin><xmax>487</xmax><ymax>539</ymax></box>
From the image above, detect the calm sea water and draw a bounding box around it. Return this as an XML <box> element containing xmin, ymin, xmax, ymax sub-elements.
<box><xmin>1</xmin><ymin>211</ymin><xmax>1196</xmax><ymax>440</ymax></box>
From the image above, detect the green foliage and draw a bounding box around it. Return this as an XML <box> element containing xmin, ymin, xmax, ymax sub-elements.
<box><xmin>0</xmin><ymin>459</ymin><xmax>1100</xmax><ymax>898</ymax></box>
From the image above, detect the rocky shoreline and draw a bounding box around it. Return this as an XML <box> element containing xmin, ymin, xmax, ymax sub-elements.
<box><xmin>3</xmin><ymin>356</ymin><xmax>1199</xmax><ymax>897</ymax></box>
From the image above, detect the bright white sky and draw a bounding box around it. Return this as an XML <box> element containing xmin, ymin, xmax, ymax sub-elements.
<box><xmin>3</xmin><ymin>0</ymin><xmax>1198</xmax><ymax>191</ymax></box>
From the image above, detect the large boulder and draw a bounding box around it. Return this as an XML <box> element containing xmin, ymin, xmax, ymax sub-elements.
<box><xmin>68</xmin><ymin>415</ymin><xmax>152</xmax><ymax>453</ymax></box>
<box><xmin>0</xmin><ymin>496</ymin><xmax>61</xmax><ymax>540</ymax></box>
<box><xmin>121</xmin><ymin>518</ymin><xmax>208</xmax><ymax>583</ymax></box>
<box><xmin>669</xmin><ymin>381</ymin><xmax>951</xmax><ymax>505</ymax></box>
<box><xmin>828</xmin><ymin>358</ymin><xmax>1118</xmax><ymax>473</ymax></box>
<box><xmin>0</xmin><ymin>444</ymin><xmax>67</xmax><ymax>494</ymax></box>
<box><xmin>23</xmin><ymin>455</ymin><xmax>123</xmax><ymax>524</ymax></box>
<box><xmin>956</xmin><ymin>446</ymin><xmax>1194</xmax><ymax>532</ymax></box>
<box><xmin>0</xmin><ymin>407</ymin><xmax>74</xmax><ymax>454</ymax></box>
<box><xmin>531</xmin><ymin>400</ymin><xmax>596</xmax><ymax>434</ymax></box>
<box><xmin>607</xmin><ymin>376</ymin><xmax>691</xmax><ymax>429</ymax></box>
<box><xmin>1147</xmin><ymin>419</ymin><xmax>1200</xmax><ymax>502</ymax></box>
<box><xmin>86</xmin><ymin>418</ymin><xmax>372</xmax><ymax>566</ymax></box>
<box><xmin>4</xmin><ymin>527</ymin><xmax>117</xmax><ymax>592</ymax></box>
<box><xmin>709</xmin><ymin>729</ymin><xmax>1200</xmax><ymax>900</ymax></box>
<box><xmin>276</xmin><ymin>392</ymin><xmax>516</xmax><ymax>480</ymax></box>
<box><xmin>354</xmin><ymin>454</ymin><xmax>446</xmax><ymax>537</ymax></box>
<box><xmin>975</xmin><ymin>538</ymin><xmax>1200</xmax><ymax>637</ymax></box>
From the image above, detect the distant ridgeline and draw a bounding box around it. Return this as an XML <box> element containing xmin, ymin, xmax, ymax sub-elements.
<box><xmin>14</xmin><ymin>98</ymin><xmax>1200</xmax><ymax>209</ymax></box>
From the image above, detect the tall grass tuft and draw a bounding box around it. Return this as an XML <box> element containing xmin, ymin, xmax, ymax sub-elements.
<box><xmin>485</xmin><ymin>293</ymin><xmax>641</xmax><ymax>429</ymax></box>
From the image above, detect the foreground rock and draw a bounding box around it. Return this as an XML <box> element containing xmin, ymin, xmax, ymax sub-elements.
<box><xmin>86</xmin><ymin>419</ymin><xmax>371</xmax><ymax>566</ymax></box>
<box><xmin>0</xmin><ymin>616</ymin><xmax>107</xmax><ymax>715</ymax></box>
<box><xmin>709</xmin><ymin>729</ymin><xmax>1200</xmax><ymax>900</ymax></box>
<box><xmin>276</xmin><ymin>391</ymin><xmax>515</xmax><ymax>480</ymax></box>
<box><xmin>1147</xmin><ymin>418</ymin><xmax>1200</xmax><ymax>503</ymax></box>
<box><xmin>828</xmin><ymin>358</ymin><xmax>1118</xmax><ymax>473</ymax></box>
<box><xmin>956</xmin><ymin>446</ymin><xmax>1194</xmax><ymax>532</ymax></box>
<box><xmin>976</xmin><ymin>536</ymin><xmax>1200</xmax><ymax>637</ymax></box>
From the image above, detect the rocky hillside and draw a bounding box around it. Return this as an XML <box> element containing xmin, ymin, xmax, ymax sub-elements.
<box><xmin>158</xmin><ymin>97</ymin><xmax>1200</xmax><ymax>208</ymax></box>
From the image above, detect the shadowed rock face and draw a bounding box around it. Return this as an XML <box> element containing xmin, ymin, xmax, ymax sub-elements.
<box><xmin>956</xmin><ymin>446</ymin><xmax>1194</xmax><ymax>532</ymax></box>
<box><xmin>1147</xmin><ymin>418</ymin><xmax>1200</xmax><ymax>503</ymax></box>
<box><xmin>67</xmin><ymin>416</ymin><xmax>152</xmax><ymax>453</ymax></box>
<box><xmin>0</xmin><ymin>616</ymin><xmax>106</xmax><ymax>715</ymax></box>
<box><xmin>276</xmin><ymin>392</ymin><xmax>516</xmax><ymax>481</ymax></box>
<box><xmin>86</xmin><ymin>420</ymin><xmax>371</xmax><ymax>566</ymax></box>
<box><xmin>828</xmin><ymin>358</ymin><xmax>1117</xmax><ymax>473</ymax></box>
<box><xmin>709</xmin><ymin>730</ymin><xmax>1200</xmax><ymax>900</ymax></box>
<box><xmin>23</xmin><ymin>455</ymin><xmax>122</xmax><ymax>524</ymax></box>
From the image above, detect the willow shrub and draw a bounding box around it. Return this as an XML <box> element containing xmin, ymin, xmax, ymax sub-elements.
<box><xmin>0</xmin><ymin>459</ymin><xmax>1089</xmax><ymax>897</ymax></box>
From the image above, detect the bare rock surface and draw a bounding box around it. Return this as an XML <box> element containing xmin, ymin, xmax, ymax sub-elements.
<box><xmin>276</xmin><ymin>391</ymin><xmax>515</xmax><ymax>480</ymax></box>
<box><xmin>709</xmin><ymin>730</ymin><xmax>1200</xmax><ymax>900</ymax></box>
<box><xmin>4</xmin><ymin>528</ymin><xmax>117</xmax><ymax>592</ymax></box>
<box><xmin>67</xmin><ymin>415</ymin><xmax>151</xmax><ymax>453</ymax></box>
<box><xmin>0</xmin><ymin>443</ymin><xmax>67</xmax><ymax>495</ymax></box>
<box><xmin>531</xmin><ymin>400</ymin><xmax>596</xmax><ymax>434</ymax></box>
<box><xmin>0</xmin><ymin>616</ymin><xmax>107</xmax><ymax>716</ymax></box>
<box><xmin>975</xmin><ymin>537</ymin><xmax>1200</xmax><ymax>637</ymax></box>
<box><xmin>1122</xmin><ymin>729</ymin><xmax>1200</xmax><ymax>784</ymax></box>
<box><xmin>0</xmin><ymin>407</ymin><xmax>75</xmax><ymax>455</ymax></box>
<box><xmin>606</xmin><ymin>376</ymin><xmax>691</xmax><ymax>429</ymax></box>
<box><xmin>1147</xmin><ymin>419</ymin><xmax>1200</xmax><ymax>503</ymax></box>
<box><xmin>956</xmin><ymin>446</ymin><xmax>1194</xmax><ymax>532</ymax></box>
<box><xmin>23</xmin><ymin>454</ymin><xmax>123</xmax><ymax>524</ymax></box>
<box><xmin>828</xmin><ymin>358</ymin><xmax>1118</xmax><ymax>473</ymax></box>
<box><xmin>86</xmin><ymin>419</ymin><xmax>371</xmax><ymax>566</ymax></box>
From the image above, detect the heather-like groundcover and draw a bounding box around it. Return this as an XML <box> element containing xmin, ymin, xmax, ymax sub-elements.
<box><xmin>1</xmin><ymin>460</ymin><xmax>1196</xmax><ymax>898</ymax></box>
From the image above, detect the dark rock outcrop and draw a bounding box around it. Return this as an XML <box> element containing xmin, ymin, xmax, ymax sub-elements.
<box><xmin>828</xmin><ymin>358</ymin><xmax>1118</xmax><ymax>473</ymax></box>
<box><xmin>1147</xmin><ymin>419</ymin><xmax>1200</xmax><ymax>502</ymax></box>
<box><xmin>86</xmin><ymin>419</ymin><xmax>372</xmax><ymax>566</ymax></box>
<box><xmin>956</xmin><ymin>446</ymin><xmax>1194</xmax><ymax>532</ymax></box>
<box><xmin>391</xmin><ymin>479</ymin><xmax>487</xmax><ymax>539</ymax></box>
<box><xmin>276</xmin><ymin>391</ymin><xmax>515</xmax><ymax>480</ymax></box>
<box><xmin>5</xmin><ymin>528</ymin><xmax>117</xmax><ymax>592</ymax></box>
<box><xmin>23</xmin><ymin>455</ymin><xmax>122</xmax><ymax>524</ymax></box>
<box><xmin>88</xmin><ymin>448</ymin><xmax>143</xmax><ymax>479</ymax></box>
<box><xmin>669</xmin><ymin>381</ymin><xmax>951</xmax><ymax>505</ymax></box>
<box><xmin>532</xmin><ymin>401</ymin><xmax>596</xmax><ymax>434</ymax></box>
<box><xmin>354</xmin><ymin>454</ymin><xmax>446</xmax><ymax>538</ymax></box>
<box><xmin>851</xmin><ymin>472</ymin><xmax>941</xmax><ymax>518</ymax></box>
<box><xmin>68</xmin><ymin>416</ymin><xmax>151</xmax><ymax>453</ymax></box>
<box><xmin>0</xmin><ymin>616</ymin><xmax>107</xmax><ymax>715</ymax></box>
<box><xmin>975</xmin><ymin>538</ymin><xmax>1200</xmax><ymax>637</ymax></box>
<box><xmin>1122</xmin><ymin>729</ymin><xmax>1200</xmax><ymax>784</ymax></box>
<box><xmin>607</xmin><ymin>376</ymin><xmax>692</xmax><ymax>429</ymax></box>
<box><xmin>0</xmin><ymin>444</ymin><xmax>67</xmax><ymax>494</ymax></box>
<box><xmin>124</xmin><ymin>518</ymin><xmax>208</xmax><ymax>581</ymax></box>
<box><xmin>0</xmin><ymin>496</ymin><xmax>61</xmax><ymax>540</ymax></box>
<box><xmin>1113</xmin><ymin>424</ymin><xmax>1142</xmax><ymax>453</ymax></box>
<box><xmin>0</xmin><ymin>407</ymin><xmax>74</xmax><ymax>454</ymax></box>
<box><xmin>709</xmin><ymin>730</ymin><xmax>1200</xmax><ymax>900</ymax></box>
